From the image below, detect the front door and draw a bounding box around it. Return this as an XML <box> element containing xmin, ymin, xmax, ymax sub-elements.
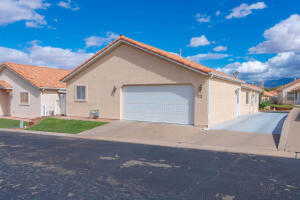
<box><xmin>0</xmin><ymin>90</ymin><xmax>11</xmax><ymax>116</ymax></box>
<box><xmin>59</xmin><ymin>93</ymin><xmax>66</xmax><ymax>115</ymax></box>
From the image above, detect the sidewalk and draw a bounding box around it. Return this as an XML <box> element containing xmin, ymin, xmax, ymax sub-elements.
<box><xmin>54</xmin><ymin>116</ymin><xmax>116</xmax><ymax>123</ymax></box>
<box><xmin>0</xmin><ymin>116</ymin><xmax>31</xmax><ymax>122</ymax></box>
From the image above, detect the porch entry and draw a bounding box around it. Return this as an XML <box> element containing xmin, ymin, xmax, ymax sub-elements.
<box><xmin>0</xmin><ymin>90</ymin><xmax>11</xmax><ymax>116</ymax></box>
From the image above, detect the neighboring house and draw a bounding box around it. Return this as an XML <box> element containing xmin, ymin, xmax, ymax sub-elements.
<box><xmin>62</xmin><ymin>36</ymin><xmax>262</xmax><ymax>128</ymax></box>
<box><xmin>261</xmin><ymin>90</ymin><xmax>278</xmax><ymax>102</ymax></box>
<box><xmin>276</xmin><ymin>79</ymin><xmax>300</xmax><ymax>105</ymax></box>
<box><xmin>0</xmin><ymin>62</ymin><xmax>70</xmax><ymax>118</ymax></box>
<box><xmin>241</xmin><ymin>83</ymin><xmax>262</xmax><ymax>115</ymax></box>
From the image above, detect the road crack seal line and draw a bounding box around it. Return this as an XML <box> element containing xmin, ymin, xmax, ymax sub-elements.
<box><xmin>2</xmin><ymin>158</ymin><xmax>75</xmax><ymax>175</ymax></box>
<box><xmin>120</xmin><ymin>160</ymin><xmax>180</xmax><ymax>168</ymax></box>
<box><xmin>98</xmin><ymin>154</ymin><xmax>120</xmax><ymax>160</ymax></box>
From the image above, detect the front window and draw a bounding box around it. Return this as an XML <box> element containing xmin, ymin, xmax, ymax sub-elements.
<box><xmin>76</xmin><ymin>85</ymin><xmax>86</xmax><ymax>101</ymax></box>
<box><xmin>287</xmin><ymin>92</ymin><xmax>296</xmax><ymax>101</ymax></box>
<box><xmin>20</xmin><ymin>92</ymin><xmax>29</xmax><ymax>105</ymax></box>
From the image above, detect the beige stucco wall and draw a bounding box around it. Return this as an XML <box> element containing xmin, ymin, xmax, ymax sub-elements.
<box><xmin>209</xmin><ymin>78</ymin><xmax>241</xmax><ymax>126</ymax></box>
<box><xmin>66</xmin><ymin>43</ymin><xmax>209</xmax><ymax>127</ymax></box>
<box><xmin>240</xmin><ymin>88</ymin><xmax>259</xmax><ymax>115</ymax></box>
<box><xmin>0</xmin><ymin>68</ymin><xmax>41</xmax><ymax>118</ymax></box>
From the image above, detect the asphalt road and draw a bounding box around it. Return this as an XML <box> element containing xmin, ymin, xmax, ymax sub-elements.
<box><xmin>0</xmin><ymin>131</ymin><xmax>299</xmax><ymax>200</ymax></box>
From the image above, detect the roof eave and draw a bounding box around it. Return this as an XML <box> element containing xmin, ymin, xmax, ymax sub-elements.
<box><xmin>61</xmin><ymin>39</ymin><xmax>211</xmax><ymax>82</ymax></box>
<box><xmin>121</xmin><ymin>40</ymin><xmax>210</xmax><ymax>77</ymax></box>
<box><xmin>209</xmin><ymin>72</ymin><xmax>244</xmax><ymax>84</ymax></box>
<box><xmin>40</xmin><ymin>87</ymin><xmax>66</xmax><ymax>90</ymax></box>
<box><xmin>0</xmin><ymin>63</ymin><xmax>41</xmax><ymax>90</ymax></box>
<box><xmin>61</xmin><ymin>37</ymin><xmax>244</xmax><ymax>85</ymax></box>
<box><xmin>61</xmin><ymin>40</ymin><xmax>123</xmax><ymax>82</ymax></box>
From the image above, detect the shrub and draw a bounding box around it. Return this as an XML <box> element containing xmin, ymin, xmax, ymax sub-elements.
<box><xmin>259</xmin><ymin>101</ymin><xmax>271</xmax><ymax>109</ymax></box>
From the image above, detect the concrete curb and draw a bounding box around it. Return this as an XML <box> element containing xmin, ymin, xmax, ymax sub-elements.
<box><xmin>77</xmin><ymin>136</ymin><xmax>295</xmax><ymax>158</ymax></box>
<box><xmin>0</xmin><ymin>128</ymin><xmax>80</xmax><ymax>138</ymax></box>
<box><xmin>0</xmin><ymin>128</ymin><xmax>295</xmax><ymax>159</ymax></box>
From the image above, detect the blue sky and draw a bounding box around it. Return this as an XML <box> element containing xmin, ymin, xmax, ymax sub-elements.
<box><xmin>0</xmin><ymin>0</ymin><xmax>300</xmax><ymax>87</ymax></box>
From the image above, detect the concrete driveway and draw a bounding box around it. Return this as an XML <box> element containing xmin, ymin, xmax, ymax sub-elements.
<box><xmin>210</xmin><ymin>112</ymin><xmax>288</xmax><ymax>134</ymax></box>
<box><xmin>80</xmin><ymin>120</ymin><xmax>283</xmax><ymax>155</ymax></box>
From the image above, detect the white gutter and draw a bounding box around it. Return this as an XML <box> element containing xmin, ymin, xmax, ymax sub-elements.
<box><xmin>208</xmin><ymin>71</ymin><xmax>244</xmax><ymax>84</ymax></box>
<box><xmin>40</xmin><ymin>87</ymin><xmax>66</xmax><ymax>90</ymax></box>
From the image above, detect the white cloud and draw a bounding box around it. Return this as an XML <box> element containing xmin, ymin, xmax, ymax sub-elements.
<box><xmin>0</xmin><ymin>43</ymin><xmax>93</xmax><ymax>69</ymax></box>
<box><xmin>213</xmin><ymin>46</ymin><xmax>227</xmax><ymax>52</ymax></box>
<box><xmin>226</xmin><ymin>2</ymin><xmax>266</xmax><ymax>19</ymax></box>
<box><xmin>215</xmin><ymin>10</ymin><xmax>221</xmax><ymax>16</ymax></box>
<box><xmin>219</xmin><ymin>52</ymin><xmax>300</xmax><ymax>81</ymax></box>
<box><xmin>249</xmin><ymin>14</ymin><xmax>300</xmax><ymax>54</ymax></box>
<box><xmin>189</xmin><ymin>35</ymin><xmax>210</xmax><ymax>47</ymax></box>
<box><xmin>85</xmin><ymin>32</ymin><xmax>118</xmax><ymax>48</ymax></box>
<box><xmin>195</xmin><ymin>14</ymin><xmax>210</xmax><ymax>23</ymax></box>
<box><xmin>0</xmin><ymin>47</ymin><xmax>31</xmax><ymax>64</ymax></box>
<box><xmin>57</xmin><ymin>0</ymin><xmax>79</xmax><ymax>11</ymax></box>
<box><xmin>221</xmin><ymin>61</ymin><xmax>268</xmax><ymax>74</ymax></box>
<box><xmin>186</xmin><ymin>53</ymin><xmax>229</xmax><ymax>62</ymax></box>
<box><xmin>0</xmin><ymin>0</ymin><xmax>49</xmax><ymax>27</ymax></box>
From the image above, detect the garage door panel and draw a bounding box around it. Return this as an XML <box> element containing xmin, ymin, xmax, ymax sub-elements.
<box><xmin>122</xmin><ymin>85</ymin><xmax>194</xmax><ymax>125</ymax></box>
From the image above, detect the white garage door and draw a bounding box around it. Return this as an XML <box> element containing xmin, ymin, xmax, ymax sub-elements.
<box><xmin>122</xmin><ymin>85</ymin><xmax>194</xmax><ymax>125</ymax></box>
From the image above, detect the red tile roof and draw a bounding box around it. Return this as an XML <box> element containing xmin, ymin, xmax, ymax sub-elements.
<box><xmin>62</xmin><ymin>35</ymin><xmax>241</xmax><ymax>83</ymax></box>
<box><xmin>0</xmin><ymin>80</ymin><xmax>12</xmax><ymax>89</ymax></box>
<box><xmin>242</xmin><ymin>83</ymin><xmax>263</xmax><ymax>92</ymax></box>
<box><xmin>1</xmin><ymin>62</ymin><xmax>70</xmax><ymax>89</ymax></box>
<box><xmin>276</xmin><ymin>78</ymin><xmax>300</xmax><ymax>91</ymax></box>
<box><xmin>263</xmin><ymin>90</ymin><xmax>278</xmax><ymax>97</ymax></box>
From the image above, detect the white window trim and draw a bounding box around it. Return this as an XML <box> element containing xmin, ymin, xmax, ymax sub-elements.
<box><xmin>74</xmin><ymin>85</ymin><xmax>88</xmax><ymax>102</ymax></box>
<box><xmin>20</xmin><ymin>91</ymin><xmax>30</xmax><ymax>106</ymax></box>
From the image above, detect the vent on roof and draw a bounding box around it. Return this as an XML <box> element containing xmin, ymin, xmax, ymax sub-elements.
<box><xmin>232</xmin><ymin>71</ymin><xmax>239</xmax><ymax>78</ymax></box>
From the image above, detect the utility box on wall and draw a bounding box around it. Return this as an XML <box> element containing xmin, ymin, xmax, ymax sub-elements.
<box><xmin>89</xmin><ymin>109</ymin><xmax>100</xmax><ymax>119</ymax></box>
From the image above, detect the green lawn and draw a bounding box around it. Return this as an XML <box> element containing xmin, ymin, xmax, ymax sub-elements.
<box><xmin>0</xmin><ymin>118</ymin><xmax>26</xmax><ymax>128</ymax></box>
<box><xmin>26</xmin><ymin>118</ymin><xmax>108</xmax><ymax>134</ymax></box>
<box><xmin>270</xmin><ymin>104</ymin><xmax>294</xmax><ymax>109</ymax></box>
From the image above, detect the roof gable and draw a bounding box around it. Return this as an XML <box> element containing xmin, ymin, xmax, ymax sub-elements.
<box><xmin>62</xmin><ymin>36</ymin><xmax>241</xmax><ymax>83</ymax></box>
<box><xmin>0</xmin><ymin>62</ymin><xmax>70</xmax><ymax>89</ymax></box>
<box><xmin>276</xmin><ymin>79</ymin><xmax>300</xmax><ymax>91</ymax></box>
